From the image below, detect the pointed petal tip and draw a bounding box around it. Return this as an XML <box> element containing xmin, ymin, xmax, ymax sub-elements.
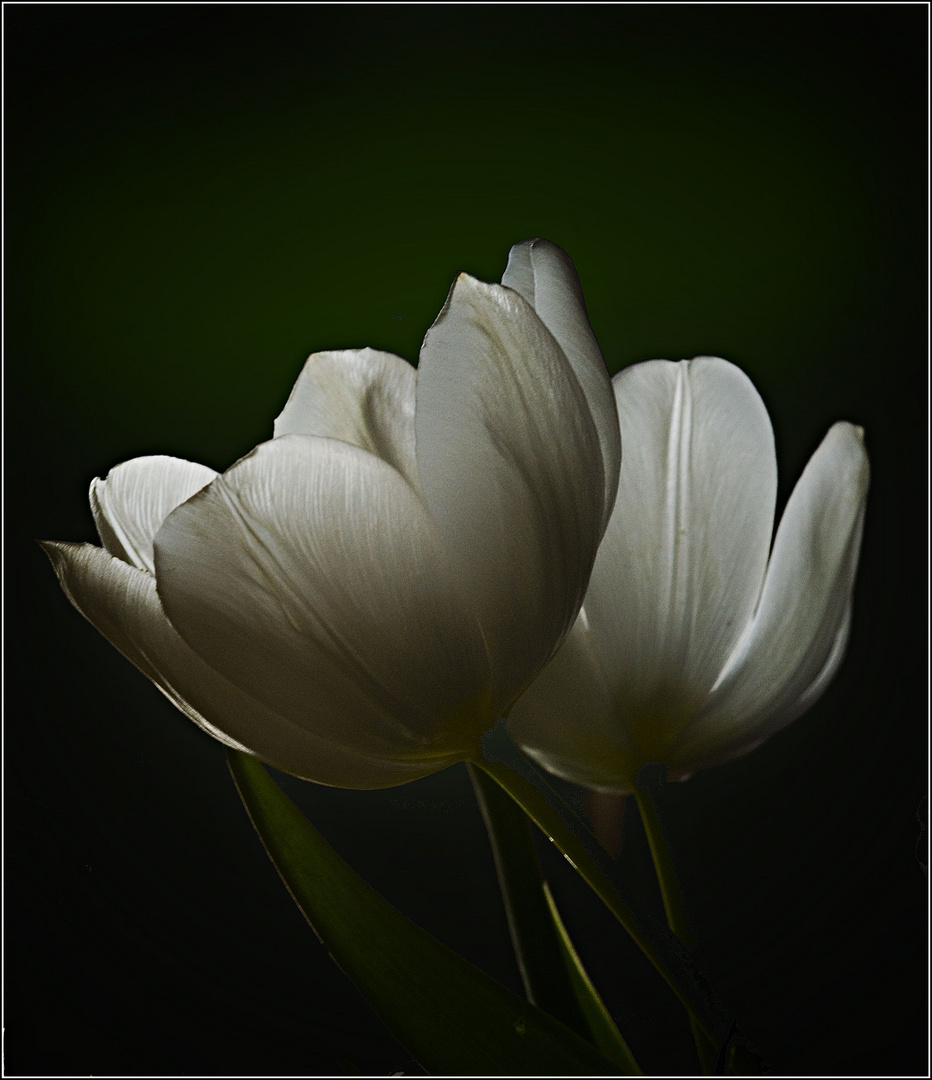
<box><xmin>823</xmin><ymin>420</ymin><xmax>871</xmax><ymax>494</ymax></box>
<box><xmin>37</xmin><ymin>537</ymin><xmax>60</xmax><ymax>567</ymax></box>
<box><xmin>38</xmin><ymin>539</ymin><xmax>112</xmax><ymax>610</ymax></box>
<box><xmin>295</xmin><ymin>345</ymin><xmax>382</xmax><ymax>369</ymax></box>
<box><xmin>833</xmin><ymin>419</ymin><xmax>866</xmax><ymax>446</ymax></box>
<box><xmin>503</xmin><ymin>238</ymin><xmax>579</xmax><ymax>289</ymax></box>
<box><xmin>443</xmin><ymin>271</ymin><xmax>522</xmax><ymax>317</ymax></box>
<box><xmin>452</xmin><ymin>268</ymin><xmax>490</xmax><ymax>291</ymax></box>
<box><xmin>507</xmin><ymin>236</ymin><xmax>563</xmax><ymax>256</ymax></box>
<box><xmin>37</xmin><ymin>537</ymin><xmax>75</xmax><ymax>568</ymax></box>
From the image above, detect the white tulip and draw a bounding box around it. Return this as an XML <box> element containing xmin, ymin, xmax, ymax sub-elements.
<box><xmin>43</xmin><ymin>239</ymin><xmax>620</xmax><ymax>788</ymax></box>
<box><xmin>507</xmin><ymin>357</ymin><xmax>869</xmax><ymax>792</ymax></box>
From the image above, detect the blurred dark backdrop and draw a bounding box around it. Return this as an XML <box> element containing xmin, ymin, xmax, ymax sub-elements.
<box><xmin>5</xmin><ymin>4</ymin><xmax>927</xmax><ymax>1076</ymax></box>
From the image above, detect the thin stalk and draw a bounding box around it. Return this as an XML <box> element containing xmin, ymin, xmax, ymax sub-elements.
<box><xmin>634</xmin><ymin>781</ymin><xmax>716</xmax><ymax>1073</ymax></box>
<box><xmin>584</xmin><ymin>789</ymin><xmax>626</xmax><ymax>856</ymax></box>
<box><xmin>467</xmin><ymin>763</ymin><xmax>592</xmax><ymax>1038</ymax></box>
<box><xmin>472</xmin><ymin>747</ymin><xmax>729</xmax><ymax>1049</ymax></box>
<box><xmin>633</xmin><ymin>786</ymin><xmax>692</xmax><ymax>945</ymax></box>
<box><xmin>468</xmin><ymin>763</ymin><xmax>641</xmax><ymax>1073</ymax></box>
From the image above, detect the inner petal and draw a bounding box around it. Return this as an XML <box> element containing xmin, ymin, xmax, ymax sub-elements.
<box><xmin>90</xmin><ymin>455</ymin><xmax>217</xmax><ymax>572</ymax></box>
<box><xmin>274</xmin><ymin>348</ymin><xmax>419</xmax><ymax>490</ymax></box>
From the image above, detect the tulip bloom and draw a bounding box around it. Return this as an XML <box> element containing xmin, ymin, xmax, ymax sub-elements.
<box><xmin>43</xmin><ymin>240</ymin><xmax>620</xmax><ymax>788</ymax></box>
<box><xmin>507</xmin><ymin>357</ymin><xmax>869</xmax><ymax>791</ymax></box>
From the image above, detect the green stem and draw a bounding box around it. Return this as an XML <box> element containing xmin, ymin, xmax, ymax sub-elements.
<box><xmin>468</xmin><ymin>763</ymin><xmax>642</xmax><ymax>1074</ymax></box>
<box><xmin>584</xmin><ymin>789</ymin><xmax>626</xmax><ymax>856</ymax></box>
<box><xmin>476</xmin><ymin>755</ymin><xmax>655</xmax><ymax>955</ymax></box>
<box><xmin>472</xmin><ymin>740</ymin><xmax>729</xmax><ymax>1049</ymax></box>
<box><xmin>633</xmin><ymin>786</ymin><xmax>692</xmax><ymax>945</ymax></box>
<box><xmin>634</xmin><ymin>778</ymin><xmax>716</xmax><ymax>1074</ymax></box>
<box><xmin>467</xmin><ymin>763</ymin><xmax>591</xmax><ymax>1036</ymax></box>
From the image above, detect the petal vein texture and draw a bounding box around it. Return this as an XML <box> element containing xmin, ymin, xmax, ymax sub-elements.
<box><xmin>508</xmin><ymin>358</ymin><xmax>868</xmax><ymax>791</ymax></box>
<box><xmin>44</xmin><ymin>239</ymin><xmax>618</xmax><ymax>788</ymax></box>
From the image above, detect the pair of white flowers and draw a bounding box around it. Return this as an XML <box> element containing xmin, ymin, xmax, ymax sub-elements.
<box><xmin>44</xmin><ymin>240</ymin><xmax>869</xmax><ymax>794</ymax></box>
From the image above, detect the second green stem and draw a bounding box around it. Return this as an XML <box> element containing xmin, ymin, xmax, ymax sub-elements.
<box><xmin>634</xmin><ymin>783</ymin><xmax>716</xmax><ymax>1074</ymax></box>
<box><xmin>468</xmin><ymin>762</ymin><xmax>591</xmax><ymax>1036</ymax></box>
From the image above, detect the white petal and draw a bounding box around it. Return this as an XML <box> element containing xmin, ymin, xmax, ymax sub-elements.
<box><xmin>154</xmin><ymin>434</ymin><xmax>492</xmax><ymax>764</ymax></box>
<box><xmin>673</xmin><ymin>422</ymin><xmax>869</xmax><ymax>766</ymax></box>
<box><xmin>274</xmin><ymin>348</ymin><xmax>419</xmax><ymax>489</ymax></box>
<box><xmin>582</xmin><ymin>358</ymin><xmax>777</xmax><ymax>758</ymax></box>
<box><xmin>90</xmin><ymin>456</ymin><xmax>217</xmax><ymax>572</ymax></box>
<box><xmin>414</xmin><ymin>273</ymin><xmax>605</xmax><ymax>704</ymax></box>
<box><xmin>42</xmin><ymin>541</ymin><xmax>460</xmax><ymax>788</ymax></box>
<box><xmin>506</xmin><ymin>608</ymin><xmax>641</xmax><ymax>793</ymax></box>
<box><xmin>674</xmin><ymin>602</ymin><xmax>853</xmax><ymax>776</ymax></box>
<box><xmin>502</xmin><ymin>238</ymin><xmax>621</xmax><ymax>532</ymax></box>
<box><xmin>776</xmin><ymin>599</ymin><xmax>853</xmax><ymax>726</ymax></box>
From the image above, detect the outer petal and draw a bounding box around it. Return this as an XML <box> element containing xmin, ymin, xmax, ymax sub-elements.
<box><xmin>274</xmin><ymin>348</ymin><xmax>419</xmax><ymax>490</ymax></box>
<box><xmin>41</xmin><ymin>542</ymin><xmax>444</xmax><ymax>787</ymax></box>
<box><xmin>414</xmin><ymin>273</ymin><xmax>606</xmax><ymax>706</ymax></box>
<box><xmin>673</xmin><ymin>602</ymin><xmax>853</xmax><ymax>777</ymax></box>
<box><xmin>506</xmin><ymin>609</ymin><xmax>642</xmax><ymax>793</ymax></box>
<box><xmin>582</xmin><ymin>358</ymin><xmax>777</xmax><ymax>761</ymax></box>
<box><xmin>154</xmin><ymin>434</ymin><xmax>492</xmax><ymax>767</ymax></box>
<box><xmin>90</xmin><ymin>456</ymin><xmax>217</xmax><ymax>572</ymax></box>
<box><xmin>672</xmin><ymin>422</ymin><xmax>869</xmax><ymax>768</ymax></box>
<box><xmin>501</xmin><ymin>238</ymin><xmax>621</xmax><ymax>533</ymax></box>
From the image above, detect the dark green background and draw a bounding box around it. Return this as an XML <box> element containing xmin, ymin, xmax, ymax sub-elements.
<box><xmin>6</xmin><ymin>4</ymin><xmax>927</xmax><ymax>1076</ymax></box>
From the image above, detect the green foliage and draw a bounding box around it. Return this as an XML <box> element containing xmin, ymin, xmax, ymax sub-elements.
<box><xmin>229</xmin><ymin>750</ymin><xmax>632</xmax><ymax>1076</ymax></box>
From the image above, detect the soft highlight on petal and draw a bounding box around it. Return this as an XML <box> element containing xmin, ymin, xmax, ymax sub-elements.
<box><xmin>415</xmin><ymin>272</ymin><xmax>606</xmax><ymax>706</ymax></box>
<box><xmin>674</xmin><ymin>422</ymin><xmax>869</xmax><ymax>768</ymax></box>
<box><xmin>154</xmin><ymin>434</ymin><xmax>492</xmax><ymax>767</ymax></box>
<box><xmin>41</xmin><ymin>541</ymin><xmax>449</xmax><ymax>787</ymax></box>
<box><xmin>506</xmin><ymin>609</ymin><xmax>641</xmax><ymax>793</ymax></box>
<box><xmin>90</xmin><ymin>455</ymin><xmax>217</xmax><ymax>572</ymax></box>
<box><xmin>509</xmin><ymin>355</ymin><xmax>868</xmax><ymax>791</ymax></box>
<box><xmin>581</xmin><ymin>358</ymin><xmax>777</xmax><ymax>758</ymax></box>
<box><xmin>675</xmin><ymin>602</ymin><xmax>854</xmax><ymax>777</ymax></box>
<box><xmin>502</xmin><ymin>238</ymin><xmax>621</xmax><ymax>533</ymax></box>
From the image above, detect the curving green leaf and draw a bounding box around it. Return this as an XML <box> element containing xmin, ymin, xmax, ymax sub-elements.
<box><xmin>475</xmin><ymin>724</ymin><xmax>737</xmax><ymax>1049</ymax></box>
<box><xmin>468</xmin><ymin>762</ymin><xmax>641</xmax><ymax>1073</ymax></box>
<box><xmin>543</xmin><ymin>882</ymin><xmax>643</xmax><ymax>1074</ymax></box>
<box><xmin>228</xmin><ymin>750</ymin><xmax>633</xmax><ymax>1076</ymax></box>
